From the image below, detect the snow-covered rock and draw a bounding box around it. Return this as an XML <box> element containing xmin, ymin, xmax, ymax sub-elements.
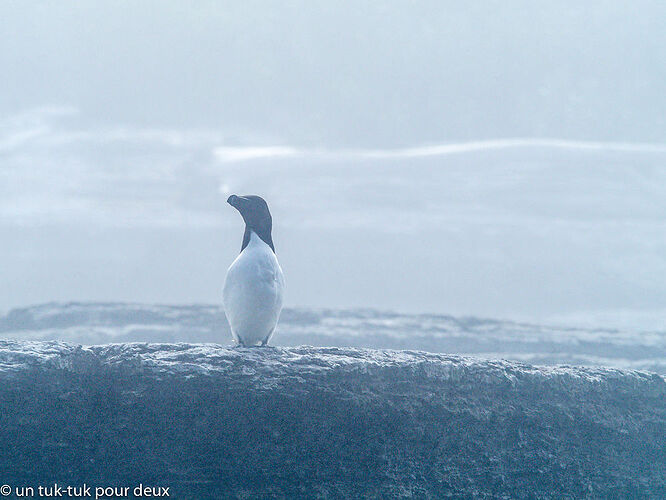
<box><xmin>0</xmin><ymin>341</ymin><xmax>663</xmax><ymax>498</ymax></box>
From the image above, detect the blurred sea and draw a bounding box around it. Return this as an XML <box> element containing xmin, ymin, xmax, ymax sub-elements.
<box><xmin>2</xmin><ymin>302</ymin><xmax>664</xmax><ymax>375</ymax></box>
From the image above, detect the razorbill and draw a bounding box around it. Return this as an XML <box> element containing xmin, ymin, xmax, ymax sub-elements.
<box><xmin>223</xmin><ymin>195</ymin><xmax>285</xmax><ymax>346</ymax></box>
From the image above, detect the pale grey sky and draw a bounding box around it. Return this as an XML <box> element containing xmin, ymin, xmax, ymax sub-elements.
<box><xmin>2</xmin><ymin>1</ymin><xmax>664</xmax><ymax>144</ymax></box>
<box><xmin>1</xmin><ymin>1</ymin><xmax>665</xmax><ymax>328</ymax></box>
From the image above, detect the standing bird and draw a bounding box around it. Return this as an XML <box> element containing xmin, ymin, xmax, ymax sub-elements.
<box><xmin>223</xmin><ymin>195</ymin><xmax>285</xmax><ymax>346</ymax></box>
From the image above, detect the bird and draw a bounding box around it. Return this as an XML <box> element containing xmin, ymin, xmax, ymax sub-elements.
<box><xmin>223</xmin><ymin>195</ymin><xmax>285</xmax><ymax>346</ymax></box>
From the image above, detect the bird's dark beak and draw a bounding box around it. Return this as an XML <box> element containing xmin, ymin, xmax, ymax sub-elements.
<box><xmin>227</xmin><ymin>194</ymin><xmax>241</xmax><ymax>209</ymax></box>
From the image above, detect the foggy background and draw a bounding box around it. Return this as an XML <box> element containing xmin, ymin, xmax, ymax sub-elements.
<box><xmin>2</xmin><ymin>1</ymin><xmax>666</xmax><ymax>329</ymax></box>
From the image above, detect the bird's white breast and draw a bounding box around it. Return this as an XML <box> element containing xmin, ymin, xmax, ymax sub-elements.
<box><xmin>223</xmin><ymin>231</ymin><xmax>284</xmax><ymax>345</ymax></box>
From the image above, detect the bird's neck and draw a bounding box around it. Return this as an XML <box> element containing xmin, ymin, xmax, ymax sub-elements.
<box><xmin>241</xmin><ymin>226</ymin><xmax>275</xmax><ymax>253</ymax></box>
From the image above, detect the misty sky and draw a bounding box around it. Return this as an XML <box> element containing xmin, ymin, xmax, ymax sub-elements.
<box><xmin>1</xmin><ymin>1</ymin><xmax>666</xmax><ymax>328</ymax></box>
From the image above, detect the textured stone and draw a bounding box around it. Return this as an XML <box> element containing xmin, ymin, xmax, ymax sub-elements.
<box><xmin>0</xmin><ymin>341</ymin><xmax>664</xmax><ymax>498</ymax></box>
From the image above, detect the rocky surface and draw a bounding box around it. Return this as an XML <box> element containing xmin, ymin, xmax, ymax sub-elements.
<box><xmin>0</xmin><ymin>341</ymin><xmax>664</xmax><ymax>498</ymax></box>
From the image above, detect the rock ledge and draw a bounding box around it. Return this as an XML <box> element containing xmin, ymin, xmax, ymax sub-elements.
<box><xmin>0</xmin><ymin>341</ymin><xmax>664</xmax><ymax>498</ymax></box>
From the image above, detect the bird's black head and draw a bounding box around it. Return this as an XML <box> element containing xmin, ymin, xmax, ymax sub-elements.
<box><xmin>227</xmin><ymin>194</ymin><xmax>275</xmax><ymax>252</ymax></box>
